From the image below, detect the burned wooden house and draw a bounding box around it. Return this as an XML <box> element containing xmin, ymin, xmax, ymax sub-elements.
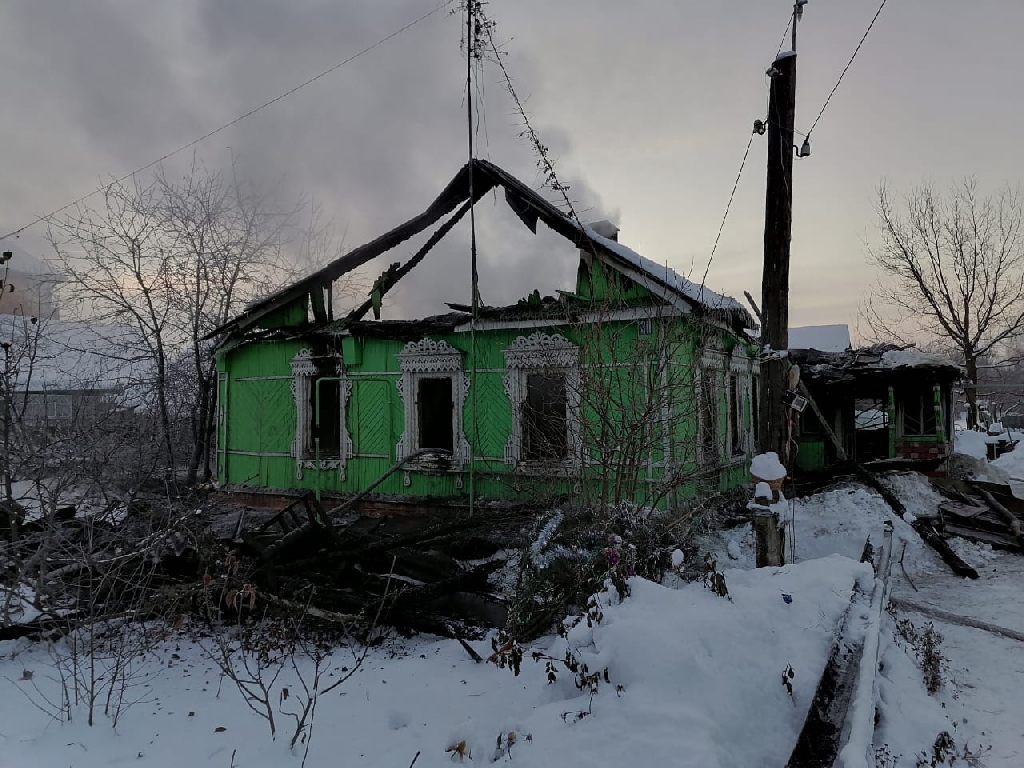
<box><xmin>790</xmin><ymin>344</ymin><xmax>961</xmax><ymax>473</ymax></box>
<box><xmin>209</xmin><ymin>160</ymin><xmax>759</xmax><ymax>513</ymax></box>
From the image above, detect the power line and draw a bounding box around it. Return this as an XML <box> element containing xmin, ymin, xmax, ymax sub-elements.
<box><xmin>697</xmin><ymin>11</ymin><xmax>792</xmax><ymax>294</ymax></box>
<box><xmin>776</xmin><ymin>16</ymin><xmax>793</xmax><ymax>57</ymax></box>
<box><xmin>806</xmin><ymin>0</ymin><xmax>890</xmax><ymax>137</ymax></box>
<box><xmin>0</xmin><ymin>0</ymin><xmax>455</xmax><ymax>242</ymax></box>
<box><xmin>698</xmin><ymin>131</ymin><xmax>756</xmax><ymax>296</ymax></box>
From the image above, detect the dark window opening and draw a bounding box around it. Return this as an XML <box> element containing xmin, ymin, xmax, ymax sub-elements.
<box><xmin>417</xmin><ymin>377</ymin><xmax>454</xmax><ymax>452</ymax></box>
<box><xmin>729</xmin><ymin>375</ymin><xmax>743</xmax><ymax>455</ymax></box>
<box><xmin>854</xmin><ymin>398</ymin><xmax>889</xmax><ymax>431</ymax></box>
<box><xmin>799</xmin><ymin>406</ymin><xmax>825</xmax><ymax>436</ymax></box>
<box><xmin>853</xmin><ymin>396</ymin><xmax>890</xmax><ymax>462</ymax></box>
<box><xmin>523</xmin><ymin>373</ymin><xmax>568</xmax><ymax>461</ymax></box>
<box><xmin>903</xmin><ymin>389</ymin><xmax>937</xmax><ymax>436</ymax></box>
<box><xmin>752</xmin><ymin>377</ymin><xmax>760</xmax><ymax>449</ymax></box>
<box><xmin>700</xmin><ymin>372</ymin><xmax>718</xmax><ymax>462</ymax></box>
<box><xmin>311</xmin><ymin>378</ymin><xmax>342</xmax><ymax>456</ymax></box>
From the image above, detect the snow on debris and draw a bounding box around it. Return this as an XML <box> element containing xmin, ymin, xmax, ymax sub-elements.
<box><xmin>581</xmin><ymin>223</ymin><xmax>750</xmax><ymax>317</ymax></box>
<box><xmin>788</xmin><ymin>324</ymin><xmax>851</xmax><ymax>352</ymax></box>
<box><xmin>0</xmin><ymin>559</ymin><xmax>869</xmax><ymax>768</ymax></box>
<box><xmin>750</xmin><ymin>451</ymin><xmax>787</xmax><ymax>481</ymax></box>
<box><xmin>879</xmin><ymin>348</ymin><xmax>957</xmax><ymax>369</ymax></box>
<box><xmin>953</xmin><ymin>429</ymin><xmax>992</xmax><ymax>459</ymax></box>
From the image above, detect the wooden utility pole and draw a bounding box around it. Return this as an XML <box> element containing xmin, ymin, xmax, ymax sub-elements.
<box><xmin>759</xmin><ymin>49</ymin><xmax>797</xmax><ymax>462</ymax></box>
<box><xmin>755</xmin><ymin>4</ymin><xmax>802</xmax><ymax>568</ymax></box>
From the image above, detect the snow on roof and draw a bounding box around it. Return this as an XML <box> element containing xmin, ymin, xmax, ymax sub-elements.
<box><xmin>581</xmin><ymin>224</ymin><xmax>750</xmax><ymax>317</ymax></box>
<box><xmin>789</xmin><ymin>325</ymin><xmax>851</xmax><ymax>353</ymax></box>
<box><xmin>880</xmin><ymin>349</ymin><xmax>956</xmax><ymax>369</ymax></box>
<box><xmin>0</xmin><ymin>315</ymin><xmax>151</xmax><ymax>395</ymax></box>
<box><xmin>0</xmin><ymin>238</ymin><xmax>61</xmax><ymax>278</ymax></box>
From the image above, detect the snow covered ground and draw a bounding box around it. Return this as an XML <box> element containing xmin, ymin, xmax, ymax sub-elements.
<box><xmin>1</xmin><ymin>558</ymin><xmax>868</xmax><ymax>768</ymax></box>
<box><xmin>3</xmin><ymin>472</ymin><xmax>1021</xmax><ymax>767</ymax></box>
<box><xmin>700</xmin><ymin>471</ymin><xmax>1024</xmax><ymax>766</ymax></box>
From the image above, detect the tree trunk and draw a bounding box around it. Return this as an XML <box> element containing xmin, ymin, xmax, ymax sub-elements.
<box><xmin>964</xmin><ymin>354</ymin><xmax>979</xmax><ymax>429</ymax></box>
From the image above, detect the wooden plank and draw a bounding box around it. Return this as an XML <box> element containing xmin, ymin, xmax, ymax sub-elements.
<box><xmin>943</xmin><ymin>524</ymin><xmax>1024</xmax><ymax>554</ymax></box>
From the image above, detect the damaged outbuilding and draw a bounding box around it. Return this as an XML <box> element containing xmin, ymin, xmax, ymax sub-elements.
<box><xmin>790</xmin><ymin>344</ymin><xmax>961</xmax><ymax>473</ymax></box>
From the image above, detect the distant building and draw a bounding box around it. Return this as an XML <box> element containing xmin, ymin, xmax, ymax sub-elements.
<box><xmin>0</xmin><ymin>240</ymin><xmax>63</xmax><ymax>320</ymax></box>
<box><xmin>788</xmin><ymin>324</ymin><xmax>852</xmax><ymax>353</ymax></box>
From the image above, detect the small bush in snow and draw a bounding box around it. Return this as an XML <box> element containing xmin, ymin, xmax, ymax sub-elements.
<box><xmin>702</xmin><ymin>553</ymin><xmax>731</xmax><ymax>600</ymax></box>
<box><xmin>895</xmin><ymin>617</ymin><xmax>946</xmax><ymax>695</ymax></box>
<box><xmin>504</xmin><ymin>503</ymin><xmax>670</xmax><ymax>641</ymax></box>
<box><xmin>875</xmin><ymin>744</ymin><xmax>902</xmax><ymax>768</ymax></box>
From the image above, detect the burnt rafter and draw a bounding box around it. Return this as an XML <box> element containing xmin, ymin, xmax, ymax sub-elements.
<box><xmin>206</xmin><ymin>159</ymin><xmax>753</xmax><ymax>340</ymax></box>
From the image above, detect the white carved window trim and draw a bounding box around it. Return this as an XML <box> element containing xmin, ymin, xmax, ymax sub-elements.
<box><xmin>698</xmin><ymin>350</ymin><xmax>726</xmax><ymax>466</ymax></box>
<box><xmin>395</xmin><ymin>339</ymin><xmax>471</xmax><ymax>472</ymax></box>
<box><xmin>728</xmin><ymin>346</ymin><xmax>754</xmax><ymax>459</ymax></box>
<box><xmin>503</xmin><ymin>332</ymin><xmax>582</xmax><ymax>470</ymax></box>
<box><xmin>290</xmin><ymin>348</ymin><xmax>353</xmax><ymax>481</ymax></box>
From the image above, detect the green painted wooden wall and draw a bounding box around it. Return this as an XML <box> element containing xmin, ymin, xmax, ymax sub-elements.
<box><xmin>216</xmin><ymin>315</ymin><xmax>757</xmax><ymax>509</ymax></box>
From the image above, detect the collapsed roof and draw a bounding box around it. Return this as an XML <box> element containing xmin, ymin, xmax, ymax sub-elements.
<box><xmin>208</xmin><ymin>159</ymin><xmax>753</xmax><ymax>339</ymax></box>
<box><xmin>791</xmin><ymin>343</ymin><xmax>962</xmax><ymax>387</ymax></box>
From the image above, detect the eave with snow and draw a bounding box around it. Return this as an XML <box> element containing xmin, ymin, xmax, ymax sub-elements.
<box><xmin>210</xmin><ymin>159</ymin><xmax>759</xmax><ymax>510</ymax></box>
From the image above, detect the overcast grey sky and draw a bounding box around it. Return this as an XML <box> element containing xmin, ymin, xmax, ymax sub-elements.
<box><xmin>1</xmin><ymin>1</ymin><xmax>1022</xmax><ymax>333</ymax></box>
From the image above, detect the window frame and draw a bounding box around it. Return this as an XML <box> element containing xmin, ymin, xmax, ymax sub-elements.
<box><xmin>899</xmin><ymin>385</ymin><xmax>938</xmax><ymax>437</ymax></box>
<box><xmin>503</xmin><ymin>332</ymin><xmax>582</xmax><ymax>471</ymax></box>
<box><xmin>395</xmin><ymin>339</ymin><xmax>470</xmax><ymax>471</ymax></box>
<box><xmin>700</xmin><ymin>347</ymin><xmax>753</xmax><ymax>465</ymax></box>
<box><xmin>290</xmin><ymin>348</ymin><xmax>352</xmax><ymax>480</ymax></box>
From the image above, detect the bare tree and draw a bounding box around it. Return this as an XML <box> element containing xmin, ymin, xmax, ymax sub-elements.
<box><xmin>153</xmin><ymin>158</ymin><xmax>296</xmax><ymax>484</ymax></box>
<box><xmin>45</xmin><ymin>160</ymin><xmax>350</xmax><ymax>486</ymax></box>
<box><xmin>865</xmin><ymin>179</ymin><xmax>1024</xmax><ymax>428</ymax></box>
<box><xmin>46</xmin><ymin>180</ymin><xmax>178</xmax><ymax>477</ymax></box>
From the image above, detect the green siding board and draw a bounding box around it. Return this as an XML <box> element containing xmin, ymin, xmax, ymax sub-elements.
<box><xmin>794</xmin><ymin>439</ymin><xmax>826</xmax><ymax>472</ymax></box>
<box><xmin>350</xmin><ymin>379</ymin><xmax>395</xmax><ymax>458</ymax></box>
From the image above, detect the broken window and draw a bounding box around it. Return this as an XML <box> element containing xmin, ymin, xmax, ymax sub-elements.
<box><xmin>503</xmin><ymin>332</ymin><xmax>581</xmax><ymax>467</ymax></box>
<box><xmin>289</xmin><ymin>349</ymin><xmax>353</xmax><ymax>478</ymax></box>
<box><xmin>854</xmin><ymin>398</ymin><xmax>888</xmax><ymax>431</ymax></box>
<box><xmin>728</xmin><ymin>374</ymin><xmax>743</xmax><ymax>455</ymax></box>
<box><xmin>396</xmin><ymin>338</ymin><xmax>468</xmax><ymax>466</ymax></box>
<box><xmin>309</xmin><ymin>377</ymin><xmax>342</xmax><ymax>456</ymax></box>
<box><xmin>799</xmin><ymin>406</ymin><xmax>825</xmax><ymax>436</ymax></box>
<box><xmin>902</xmin><ymin>388</ymin><xmax>937</xmax><ymax>436</ymax></box>
<box><xmin>416</xmin><ymin>376</ymin><xmax>454</xmax><ymax>452</ymax></box>
<box><xmin>523</xmin><ymin>373</ymin><xmax>568</xmax><ymax>461</ymax></box>
<box><xmin>751</xmin><ymin>376</ymin><xmax>760</xmax><ymax>449</ymax></box>
<box><xmin>700</xmin><ymin>370</ymin><xmax>719</xmax><ymax>462</ymax></box>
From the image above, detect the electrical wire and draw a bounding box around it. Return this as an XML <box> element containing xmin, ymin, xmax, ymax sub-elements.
<box><xmin>0</xmin><ymin>0</ymin><xmax>455</xmax><ymax>242</ymax></box>
<box><xmin>806</xmin><ymin>0</ymin><xmax>890</xmax><ymax>138</ymax></box>
<box><xmin>697</xmin><ymin>132</ymin><xmax>756</xmax><ymax>300</ymax></box>
<box><xmin>696</xmin><ymin>9</ymin><xmax>796</xmax><ymax>296</ymax></box>
<box><xmin>776</xmin><ymin>15</ymin><xmax>793</xmax><ymax>57</ymax></box>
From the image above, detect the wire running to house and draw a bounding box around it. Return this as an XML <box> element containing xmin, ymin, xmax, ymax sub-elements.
<box><xmin>776</xmin><ymin>15</ymin><xmax>793</xmax><ymax>57</ymax></box>
<box><xmin>805</xmin><ymin>0</ymin><xmax>890</xmax><ymax>138</ymax></box>
<box><xmin>695</xmin><ymin>8</ymin><xmax>795</xmax><ymax>295</ymax></box>
<box><xmin>0</xmin><ymin>0</ymin><xmax>455</xmax><ymax>242</ymax></box>
<box><xmin>698</xmin><ymin>132</ymin><xmax>756</xmax><ymax>300</ymax></box>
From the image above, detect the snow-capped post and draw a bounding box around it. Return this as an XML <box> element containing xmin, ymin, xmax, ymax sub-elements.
<box><xmin>750</xmin><ymin>452</ymin><xmax>787</xmax><ymax>567</ymax></box>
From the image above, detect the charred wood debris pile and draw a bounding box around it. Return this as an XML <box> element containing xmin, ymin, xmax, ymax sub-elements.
<box><xmin>2</xmin><ymin>472</ymin><xmax>1021</xmax><ymax>645</ymax></box>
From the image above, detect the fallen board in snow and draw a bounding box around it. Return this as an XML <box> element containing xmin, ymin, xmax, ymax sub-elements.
<box><xmin>943</xmin><ymin>524</ymin><xmax>1024</xmax><ymax>554</ymax></box>
<box><xmin>890</xmin><ymin>597</ymin><xmax>1024</xmax><ymax>644</ymax></box>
